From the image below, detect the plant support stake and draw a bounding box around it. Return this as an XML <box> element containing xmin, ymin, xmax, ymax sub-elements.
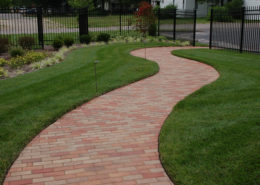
<box><xmin>94</xmin><ymin>60</ymin><xmax>99</xmax><ymax>93</ymax></box>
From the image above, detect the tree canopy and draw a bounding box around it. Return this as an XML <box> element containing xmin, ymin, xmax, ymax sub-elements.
<box><xmin>0</xmin><ymin>0</ymin><xmax>12</xmax><ymax>8</ymax></box>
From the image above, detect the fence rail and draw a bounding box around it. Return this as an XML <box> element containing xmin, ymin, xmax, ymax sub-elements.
<box><xmin>209</xmin><ymin>6</ymin><xmax>260</xmax><ymax>53</ymax></box>
<box><xmin>0</xmin><ymin>7</ymin><xmax>197</xmax><ymax>49</ymax></box>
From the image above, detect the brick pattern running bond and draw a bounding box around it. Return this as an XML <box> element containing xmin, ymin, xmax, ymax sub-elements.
<box><xmin>4</xmin><ymin>47</ymin><xmax>219</xmax><ymax>185</ymax></box>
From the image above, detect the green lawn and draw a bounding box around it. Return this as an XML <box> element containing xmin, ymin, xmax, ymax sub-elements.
<box><xmin>46</xmin><ymin>16</ymin><xmax>209</xmax><ymax>29</ymax></box>
<box><xmin>159</xmin><ymin>49</ymin><xmax>260</xmax><ymax>185</ymax></box>
<box><xmin>160</xmin><ymin>17</ymin><xmax>209</xmax><ymax>25</ymax></box>
<box><xmin>0</xmin><ymin>42</ymin><xmax>173</xmax><ymax>183</ymax></box>
<box><xmin>46</xmin><ymin>15</ymin><xmax>135</xmax><ymax>28</ymax></box>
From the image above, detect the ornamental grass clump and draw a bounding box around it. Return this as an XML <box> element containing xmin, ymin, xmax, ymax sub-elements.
<box><xmin>8</xmin><ymin>51</ymin><xmax>47</xmax><ymax>68</ymax></box>
<box><xmin>0</xmin><ymin>67</ymin><xmax>8</xmax><ymax>78</ymax></box>
<box><xmin>0</xmin><ymin>58</ymin><xmax>7</xmax><ymax>67</ymax></box>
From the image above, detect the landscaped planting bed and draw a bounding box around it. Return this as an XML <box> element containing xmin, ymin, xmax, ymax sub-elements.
<box><xmin>160</xmin><ymin>49</ymin><xmax>260</xmax><ymax>185</ymax></box>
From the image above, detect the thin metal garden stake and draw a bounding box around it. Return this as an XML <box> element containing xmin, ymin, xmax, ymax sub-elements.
<box><xmin>143</xmin><ymin>34</ymin><xmax>146</xmax><ymax>60</ymax></box>
<box><xmin>94</xmin><ymin>60</ymin><xmax>99</xmax><ymax>93</ymax></box>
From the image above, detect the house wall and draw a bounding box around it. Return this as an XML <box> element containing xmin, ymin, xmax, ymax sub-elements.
<box><xmin>158</xmin><ymin>0</ymin><xmax>174</xmax><ymax>8</ymax></box>
<box><xmin>244</xmin><ymin>0</ymin><xmax>260</xmax><ymax>7</ymax></box>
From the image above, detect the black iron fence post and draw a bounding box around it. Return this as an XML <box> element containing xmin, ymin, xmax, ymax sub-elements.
<box><xmin>79</xmin><ymin>7</ymin><xmax>89</xmax><ymax>36</ymax></box>
<box><xmin>240</xmin><ymin>7</ymin><xmax>245</xmax><ymax>53</ymax></box>
<box><xmin>173</xmin><ymin>9</ymin><xmax>176</xmax><ymax>40</ymax></box>
<box><xmin>157</xmin><ymin>7</ymin><xmax>160</xmax><ymax>36</ymax></box>
<box><xmin>119</xmin><ymin>1</ymin><xmax>122</xmax><ymax>35</ymax></box>
<box><xmin>36</xmin><ymin>7</ymin><xmax>44</xmax><ymax>49</ymax></box>
<box><xmin>209</xmin><ymin>8</ymin><xmax>214</xmax><ymax>49</ymax></box>
<box><xmin>193</xmin><ymin>9</ymin><xmax>197</xmax><ymax>46</ymax></box>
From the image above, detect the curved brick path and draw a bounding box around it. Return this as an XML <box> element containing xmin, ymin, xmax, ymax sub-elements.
<box><xmin>4</xmin><ymin>47</ymin><xmax>219</xmax><ymax>185</ymax></box>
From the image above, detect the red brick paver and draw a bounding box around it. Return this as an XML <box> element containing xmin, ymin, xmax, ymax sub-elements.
<box><xmin>4</xmin><ymin>47</ymin><xmax>219</xmax><ymax>185</ymax></box>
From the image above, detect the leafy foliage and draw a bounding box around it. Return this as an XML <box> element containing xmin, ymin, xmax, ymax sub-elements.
<box><xmin>18</xmin><ymin>36</ymin><xmax>35</xmax><ymax>50</ymax></box>
<box><xmin>0</xmin><ymin>67</ymin><xmax>8</xmax><ymax>78</ymax></box>
<box><xmin>68</xmin><ymin>0</ymin><xmax>94</xmax><ymax>9</ymax></box>
<box><xmin>52</xmin><ymin>38</ymin><xmax>64</xmax><ymax>51</ymax></box>
<box><xmin>0</xmin><ymin>0</ymin><xmax>11</xmax><ymax>8</ymax></box>
<box><xmin>9</xmin><ymin>47</ymin><xmax>25</xmax><ymax>58</ymax></box>
<box><xmin>64</xmin><ymin>37</ymin><xmax>74</xmax><ymax>48</ymax></box>
<box><xmin>8</xmin><ymin>51</ymin><xmax>47</xmax><ymax>68</ymax></box>
<box><xmin>0</xmin><ymin>37</ymin><xmax>9</xmax><ymax>54</ymax></box>
<box><xmin>80</xmin><ymin>34</ymin><xmax>92</xmax><ymax>44</ymax></box>
<box><xmin>97</xmin><ymin>33</ymin><xmax>110</xmax><ymax>43</ymax></box>
<box><xmin>135</xmin><ymin>1</ymin><xmax>156</xmax><ymax>34</ymax></box>
<box><xmin>0</xmin><ymin>58</ymin><xmax>8</xmax><ymax>67</ymax></box>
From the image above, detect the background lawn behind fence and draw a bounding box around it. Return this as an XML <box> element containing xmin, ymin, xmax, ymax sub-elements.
<box><xmin>159</xmin><ymin>49</ymin><xmax>260</xmax><ymax>185</ymax></box>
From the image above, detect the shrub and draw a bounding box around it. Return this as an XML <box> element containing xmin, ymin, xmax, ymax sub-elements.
<box><xmin>135</xmin><ymin>2</ymin><xmax>156</xmax><ymax>34</ymax></box>
<box><xmin>97</xmin><ymin>33</ymin><xmax>110</xmax><ymax>43</ymax></box>
<box><xmin>148</xmin><ymin>23</ymin><xmax>157</xmax><ymax>36</ymax></box>
<box><xmin>80</xmin><ymin>34</ymin><xmax>91</xmax><ymax>44</ymax></box>
<box><xmin>64</xmin><ymin>37</ymin><xmax>74</xmax><ymax>47</ymax></box>
<box><xmin>9</xmin><ymin>47</ymin><xmax>25</xmax><ymax>58</ymax></box>
<box><xmin>0</xmin><ymin>67</ymin><xmax>8</xmax><ymax>78</ymax></box>
<box><xmin>164</xmin><ymin>4</ymin><xmax>177</xmax><ymax>12</ymax></box>
<box><xmin>0</xmin><ymin>58</ymin><xmax>7</xmax><ymax>67</ymax></box>
<box><xmin>52</xmin><ymin>38</ymin><xmax>64</xmax><ymax>50</ymax></box>
<box><xmin>226</xmin><ymin>0</ymin><xmax>243</xmax><ymax>19</ymax></box>
<box><xmin>208</xmin><ymin>6</ymin><xmax>232</xmax><ymax>22</ymax></box>
<box><xmin>8</xmin><ymin>51</ymin><xmax>47</xmax><ymax>68</ymax></box>
<box><xmin>18</xmin><ymin>36</ymin><xmax>35</xmax><ymax>50</ymax></box>
<box><xmin>0</xmin><ymin>37</ymin><xmax>9</xmax><ymax>54</ymax></box>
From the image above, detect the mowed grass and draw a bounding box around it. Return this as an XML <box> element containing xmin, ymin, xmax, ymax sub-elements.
<box><xmin>46</xmin><ymin>15</ymin><xmax>135</xmax><ymax>28</ymax></box>
<box><xmin>159</xmin><ymin>49</ymin><xmax>260</xmax><ymax>185</ymax></box>
<box><xmin>0</xmin><ymin>42</ymin><xmax>172</xmax><ymax>183</ymax></box>
<box><xmin>46</xmin><ymin>16</ymin><xmax>209</xmax><ymax>29</ymax></box>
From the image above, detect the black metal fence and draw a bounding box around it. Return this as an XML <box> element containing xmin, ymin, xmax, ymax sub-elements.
<box><xmin>209</xmin><ymin>6</ymin><xmax>260</xmax><ymax>53</ymax></box>
<box><xmin>0</xmin><ymin>7</ymin><xmax>197</xmax><ymax>49</ymax></box>
<box><xmin>158</xmin><ymin>9</ymin><xmax>197</xmax><ymax>46</ymax></box>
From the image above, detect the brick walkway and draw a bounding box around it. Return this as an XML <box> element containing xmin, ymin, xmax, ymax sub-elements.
<box><xmin>4</xmin><ymin>47</ymin><xmax>219</xmax><ymax>185</ymax></box>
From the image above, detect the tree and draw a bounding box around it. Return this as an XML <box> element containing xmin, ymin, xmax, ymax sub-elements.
<box><xmin>0</xmin><ymin>0</ymin><xmax>12</xmax><ymax>8</ymax></box>
<box><xmin>135</xmin><ymin>1</ymin><xmax>156</xmax><ymax>34</ymax></box>
<box><xmin>68</xmin><ymin>0</ymin><xmax>94</xmax><ymax>8</ymax></box>
<box><xmin>11</xmin><ymin>0</ymin><xmax>66</xmax><ymax>8</ymax></box>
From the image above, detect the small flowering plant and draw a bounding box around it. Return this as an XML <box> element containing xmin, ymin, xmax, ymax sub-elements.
<box><xmin>134</xmin><ymin>1</ymin><xmax>156</xmax><ymax>34</ymax></box>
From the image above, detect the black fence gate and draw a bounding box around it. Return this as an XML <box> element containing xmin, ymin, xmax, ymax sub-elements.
<box><xmin>209</xmin><ymin>6</ymin><xmax>260</xmax><ymax>53</ymax></box>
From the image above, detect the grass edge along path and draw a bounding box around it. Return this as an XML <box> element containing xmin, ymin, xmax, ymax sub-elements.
<box><xmin>159</xmin><ymin>49</ymin><xmax>260</xmax><ymax>185</ymax></box>
<box><xmin>0</xmin><ymin>42</ymin><xmax>174</xmax><ymax>184</ymax></box>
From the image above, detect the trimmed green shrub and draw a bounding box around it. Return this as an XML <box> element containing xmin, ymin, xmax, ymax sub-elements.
<box><xmin>64</xmin><ymin>37</ymin><xmax>74</xmax><ymax>47</ymax></box>
<box><xmin>80</xmin><ymin>34</ymin><xmax>92</xmax><ymax>44</ymax></box>
<box><xmin>18</xmin><ymin>36</ymin><xmax>35</xmax><ymax>50</ymax></box>
<box><xmin>164</xmin><ymin>4</ymin><xmax>177</xmax><ymax>12</ymax></box>
<box><xmin>52</xmin><ymin>38</ymin><xmax>64</xmax><ymax>50</ymax></box>
<box><xmin>97</xmin><ymin>33</ymin><xmax>110</xmax><ymax>43</ymax></box>
<box><xmin>9</xmin><ymin>47</ymin><xmax>25</xmax><ymax>58</ymax></box>
<box><xmin>148</xmin><ymin>23</ymin><xmax>157</xmax><ymax>36</ymax></box>
<box><xmin>0</xmin><ymin>37</ymin><xmax>9</xmax><ymax>54</ymax></box>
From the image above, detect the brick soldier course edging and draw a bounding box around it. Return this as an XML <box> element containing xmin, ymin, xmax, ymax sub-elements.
<box><xmin>4</xmin><ymin>47</ymin><xmax>219</xmax><ymax>185</ymax></box>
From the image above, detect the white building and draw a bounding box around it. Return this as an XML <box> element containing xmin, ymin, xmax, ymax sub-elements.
<box><xmin>244</xmin><ymin>0</ymin><xmax>260</xmax><ymax>7</ymax></box>
<box><xmin>153</xmin><ymin>0</ymin><xmax>260</xmax><ymax>17</ymax></box>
